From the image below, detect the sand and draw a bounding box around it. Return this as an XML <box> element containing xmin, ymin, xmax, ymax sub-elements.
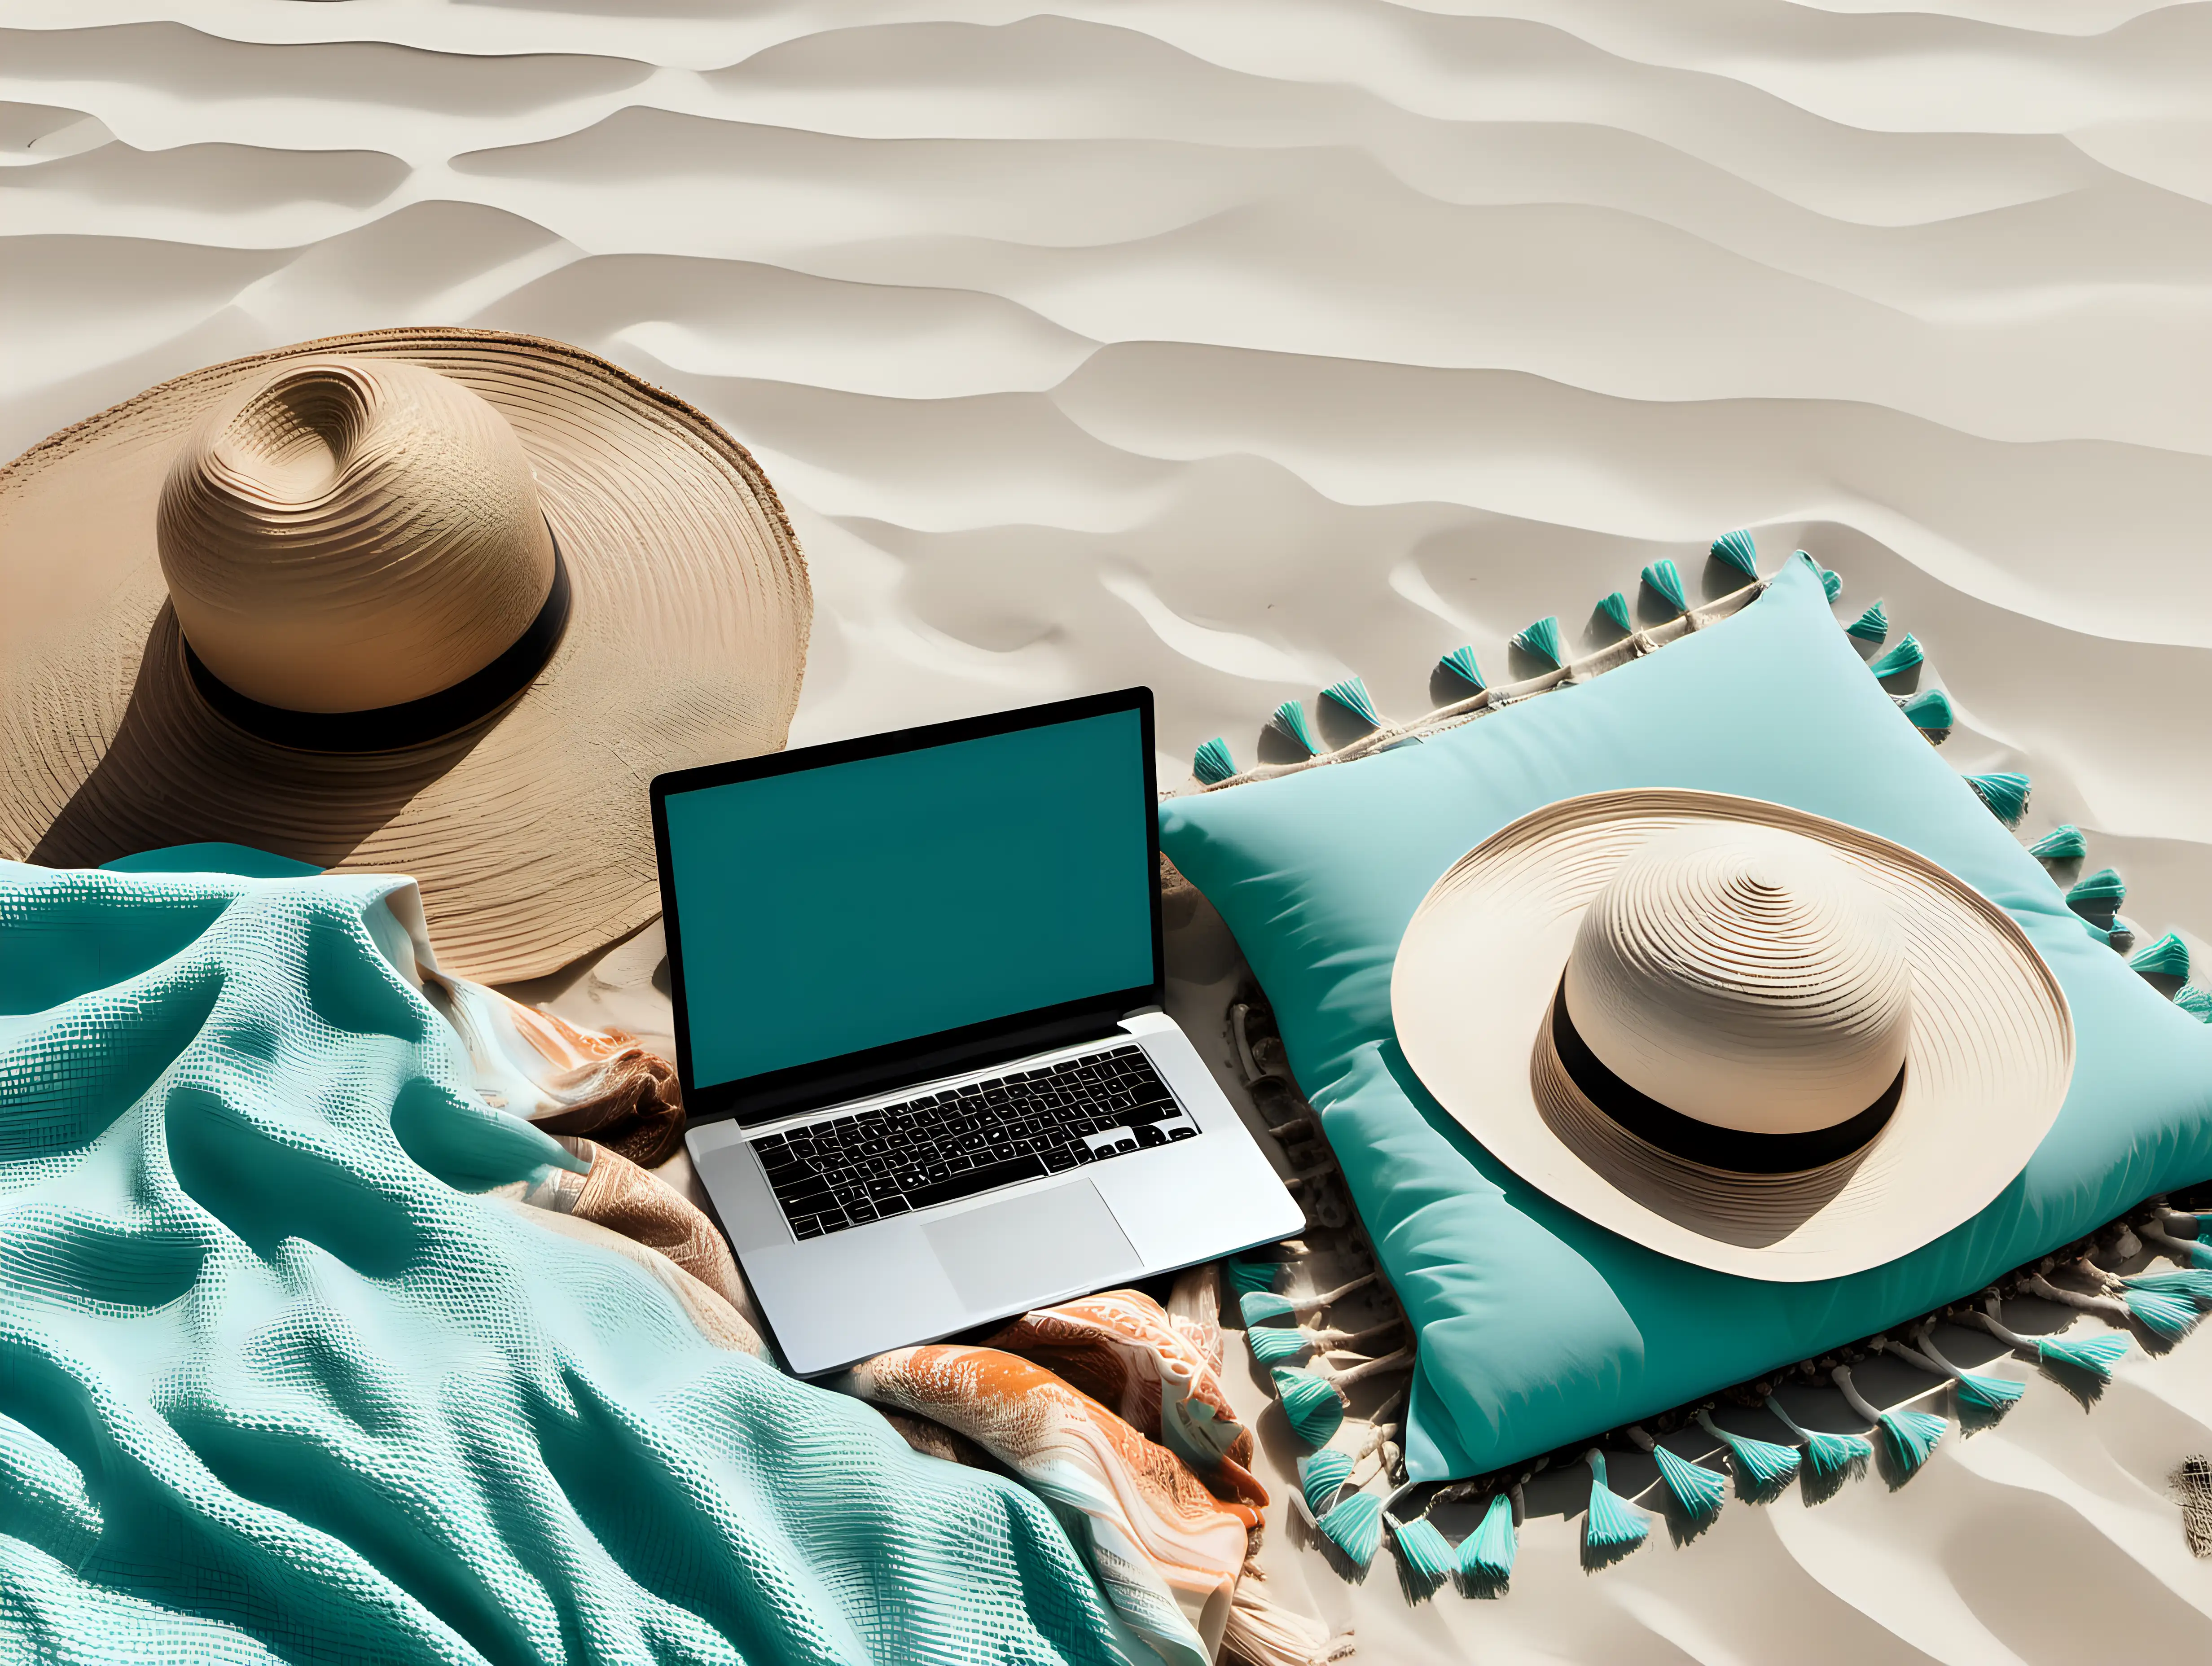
<box><xmin>8</xmin><ymin>2</ymin><xmax>2212</xmax><ymax>1658</ymax></box>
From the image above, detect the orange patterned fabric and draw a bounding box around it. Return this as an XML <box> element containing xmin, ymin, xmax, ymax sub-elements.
<box><xmin>990</xmin><ymin>1288</ymin><xmax>1265</xmax><ymax>1508</ymax></box>
<box><xmin>842</xmin><ymin>1343</ymin><xmax>1257</xmax><ymax>1666</ymax></box>
<box><xmin>422</xmin><ymin>968</ymin><xmax>686</xmax><ymax>1164</ymax></box>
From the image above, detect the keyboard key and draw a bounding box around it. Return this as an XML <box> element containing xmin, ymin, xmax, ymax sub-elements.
<box><xmin>769</xmin><ymin>1048</ymin><xmax>1203</xmax><ymax>1236</ymax></box>
<box><xmin>905</xmin><ymin>1155</ymin><xmax>1047</xmax><ymax>1210</ymax></box>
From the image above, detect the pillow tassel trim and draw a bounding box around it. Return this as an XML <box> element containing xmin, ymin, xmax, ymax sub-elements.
<box><xmin>1216</xmin><ymin>995</ymin><xmax>2212</xmax><ymax>1597</ymax></box>
<box><xmin>1640</xmin><ymin>558</ymin><xmax>1689</xmax><ymax>616</ymax></box>
<box><xmin>1191</xmin><ymin>534</ymin><xmax>2209</xmax><ymax>1021</ymax></box>
<box><xmin>1185</xmin><ymin>539</ymin><xmax>2212</xmax><ymax>1591</ymax></box>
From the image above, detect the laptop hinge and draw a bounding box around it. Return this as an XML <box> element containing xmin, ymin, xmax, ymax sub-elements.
<box><xmin>727</xmin><ymin>1011</ymin><xmax>1129</xmax><ymax>1125</ymax></box>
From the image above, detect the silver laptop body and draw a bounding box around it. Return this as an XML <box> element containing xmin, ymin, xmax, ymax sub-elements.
<box><xmin>653</xmin><ymin>689</ymin><xmax>1302</xmax><ymax>1377</ymax></box>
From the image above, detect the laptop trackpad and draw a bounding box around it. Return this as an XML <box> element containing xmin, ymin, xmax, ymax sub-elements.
<box><xmin>926</xmin><ymin>1182</ymin><xmax>1141</xmax><ymax>1313</ymax></box>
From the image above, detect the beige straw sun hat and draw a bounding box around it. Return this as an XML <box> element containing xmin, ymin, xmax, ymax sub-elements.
<box><xmin>0</xmin><ymin>328</ymin><xmax>809</xmax><ymax>982</ymax></box>
<box><xmin>1392</xmin><ymin>789</ymin><xmax>2073</xmax><ymax>1281</ymax></box>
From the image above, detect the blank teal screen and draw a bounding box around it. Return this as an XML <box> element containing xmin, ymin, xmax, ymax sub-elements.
<box><xmin>665</xmin><ymin>709</ymin><xmax>1155</xmax><ymax>1087</ymax></box>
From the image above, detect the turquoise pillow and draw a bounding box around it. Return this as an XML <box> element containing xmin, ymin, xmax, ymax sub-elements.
<box><xmin>1159</xmin><ymin>557</ymin><xmax>2212</xmax><ymax>1482</ymax></box>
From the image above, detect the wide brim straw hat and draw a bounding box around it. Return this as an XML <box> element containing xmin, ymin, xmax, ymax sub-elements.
<box><xmin>0</xmin><ymin>328</ymin><xmax>809</xmax><ymax>982</ymax></box>
<box><xmin>1392</xmin><ymin>789</ymin><xmax>2073</xmax><ymax>1282</ymax></box>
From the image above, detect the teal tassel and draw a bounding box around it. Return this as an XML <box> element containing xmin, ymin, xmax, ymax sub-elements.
<box><xmin>2126</xmin><ymin>1268</ymin><xmax>2212</xmax><ymax>1302</ymax></box>
<box><xmin>1819</xmin><ymin>566</ymin><xmax>1843</xmax><ymax>602</ymax></box>
<box><xmin>1246</xmin><ymin>1324</ymin><xmax>1312</xmax><ymax>1365</ymax></box>
<box><xmin>1240</xmin><ymin>1290</ymin><xmax>1296</xmax><ymax>1326</ymax></box>
<box><xmin>1866</xmin><ymin>632</ymin><xmax>1924</xmax><ymax>678</ymax></box>
<box><xmin>2175</xmin><ymin>985</ymin><xmax>2212</xmax><ymax>1022</ymax></box>
<box><xmin>1709</xmin><ymin>528</ymin><xmax>1759</xmax><ymax>579</ymax></box>
<box><xmin>1320</xmin><ymin>677</ymin><xmax>1381</xmax><ymax>728</ymax></box>
<box><xmin>2129</xmin><ymin>932</ymin><xmax>2191</xmax><ymax>980</ymax></box>
<box><xmin>1438</xmin><ymin>644</ymin><xmax>1486</xmax><ymax>692</ymax></box>
<box><xmin>1845</xmin><ymin>601</ymin><xmax>1888</xmax><ymax>642</ymax></box>
<box><xmin>1389</xmin><ymin>1513</ymin><xmax>1457</xmax><ymax>1585</ymax></box>
<box><xmin>1804</xmin><ymin>1428</ymin><xmax>1873</xmax><ymax>1478</ymax></box>
<box><xmin>1249</xmin><ymin>1322</ymin><xmax>1323</xmax><ymax>1364</ymax></box>
<box><xmin>1273</xmin><ymin>1368</ymin><xmax>1346</xmax><ymax>1447</ymax></box>
<box><xmin>1580</xmin><ymin>1451</ymin><xmax>1648</xmax><ymax>1551</ymax></box>
<box><xmin>1641</xmin><ymin>559</ymin><xmax>1688</xmax><ymax>615</ymax></box>
<box><xmin>1767</xmin><ymin>1399</ymin><xmax>1874</xmax><ymax>1481</ymax></box>
<box><xmin>1296</xmin><ymin>1450</ymin><xmax>1354</xmax><ymax>1518</ymax></box>
<box><xmin>1316</xmin><ymin>1490</ymin><xmax>1384</xmax><ymax>1569</ymax></box>
<box><xmin>1650</xmin><ymin>1443</ymin><xmax>1726</xmax><ymax>1521</ymax></box>
<box><xmin>2120</xmin><ymin>1286</ymin><xmax>2199</xmax><ymax>1339</ymax></box>
<box><xmin>1271</xmin><ymin>701</ymin><xmax>1319</xmax><ymax>757</ymax></box>
<box><xmin>1878</xmin><ymin>1407</ymin><xmax>1946</xmax><ymax>1476</ymax></box>
<box><xmin>1510</xmin><ymin>616</ymin><xmax>1563</xmax><ymax>669</ymax></box>
<box><xmin>2036</xmin><ymin>1331</ymin><xmax>2130</xmax><ymax>1381</ymax></box>
<box><xmin>2028</xmin><ymin>824</ymin><xmax>2087</xmax><ymax>861</ymax></box>
<box><xmin>1948</xmin><ymin>1368</ymin><xmax>2025</xmax><ymax>1412</ymax></box>
<box><xmin>1225</xmin><ymin>1256</ymin><xmax>1281</xmax><ymax>1297</ymax></box>
<box><xmin>1459</xmin><ymin>1493</ymin><xmax>1516</xmax><ymax>1583</ymax></box>
<box><xmin>1966</xmin><ymin>771</ymin><xmax>2032</xmax><ymax>827</ymax></box>
<box><xmin>1896</xmin><ymin>689</ymin><xmax>1953</xmax><ymax>730</ymax></box>
<box><xmin>2067</xmin><ymin>868</ymin><xmax>2125</xmax><ymax>912</ymax></box>
<box><xmin>1695</xmin><ymin>1409</ymin><xmax>1801</xmax><ymax>1489</ymax></box>
<box><xmin>1598</xmin><ymin>591</ymin><xmax>1630</xmax><ymax>633</ymax></box>
<box><xmin>1192</xmin><ymin>737</ymin><xmax>1237</xmax><ymax>785</ymax></box>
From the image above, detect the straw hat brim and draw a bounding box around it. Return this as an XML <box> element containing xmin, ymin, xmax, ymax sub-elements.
<box><xmin>0</xmin><ymin>328</ymin><xmax>810</xmax><ymax>983</ymax></box>
<box><xmin>1391</xmin><ymin>789</ymin><xmax>2073</xmax><ymax>1282</ymax></box>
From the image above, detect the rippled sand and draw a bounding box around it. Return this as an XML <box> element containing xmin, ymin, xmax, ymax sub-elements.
<box><xmin>7</xmin><ymin>4</ymin><xmax>2212</xmax><ymax>1658</ymax></box>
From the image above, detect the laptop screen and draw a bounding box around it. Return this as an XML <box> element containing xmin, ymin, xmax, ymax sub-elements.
<box><xmin>657</xmin><ymin>699</ymin><xmax>1159</xmax><ymax>1109</ymax></box>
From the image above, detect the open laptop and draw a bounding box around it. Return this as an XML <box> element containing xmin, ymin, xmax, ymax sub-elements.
<box><xmin>652</xmin><ymin>688</ymin><xmax>1303</xmax><ymax>1376</ymax></box>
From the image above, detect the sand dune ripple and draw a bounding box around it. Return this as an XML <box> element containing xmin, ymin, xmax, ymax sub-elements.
<box><xmin>4</xmin><ymin>12</ymin><xmax>2212</xmax><ymax>1652</ymax></box>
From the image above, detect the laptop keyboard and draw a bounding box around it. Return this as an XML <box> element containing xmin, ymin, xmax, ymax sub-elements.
<box><xmin>753</xmin><ymin>1044</ymin><xmax>1196</xmax><ymax>1239</ymax></box>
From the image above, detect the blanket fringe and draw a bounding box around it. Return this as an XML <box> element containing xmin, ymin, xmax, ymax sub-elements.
<box><xmin>1221</xmin><ymin>1560</ymin><xmax>1354</xmax><ymax>1666</ymax></box>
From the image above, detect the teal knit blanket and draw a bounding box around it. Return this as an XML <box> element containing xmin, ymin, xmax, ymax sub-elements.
<box><xmin>0</xmin><ymin>862</ymin><xmax>1140</xmax><ymax>1665</ymax></box>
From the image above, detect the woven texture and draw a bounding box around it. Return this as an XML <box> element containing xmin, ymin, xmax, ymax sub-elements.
<box><xmin>0</xmin><ymin>862</ymin><xmax>1136</xmax><ymax>1665</ymax></box>
<box><xmin>1392</xmin><ymin>792</ymin><xmax>2072</xmax><ymax>1280</ymax></box>
<box><xmin>0</xmin><ymin>328</ymin><xmax>812</xmax><ymax>983</ymax></box>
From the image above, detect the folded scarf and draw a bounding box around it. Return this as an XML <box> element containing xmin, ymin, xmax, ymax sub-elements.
<box><xmin>988</xmin><ymin>1281</ymin><xmax>1265</xmax><ymax>1508</ymax></box>
<box><xmin>424</xmin><ymin>963</ymin><xmax>685</xmax><ymax>1164</ymax></box>
<box><xmin>840</xmin><ymin>1345</ymin><xmax>1259</xmax><ymax>1666</ymax></box>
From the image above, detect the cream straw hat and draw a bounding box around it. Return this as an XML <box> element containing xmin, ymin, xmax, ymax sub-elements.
<box><xmin>0</xmin><ymin>329</ymin><xmax>809</xmax><ymax>982</ymax></box>
<box><xmin>1392</xmin><ymin>789</ymin><xmax>2073</xmax><ymax>1281</ymax></box>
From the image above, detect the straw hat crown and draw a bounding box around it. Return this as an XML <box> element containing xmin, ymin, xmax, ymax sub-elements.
<box><xmin>156</xmin><ymin>356</ymin><xmax>557</xmax><ymax>715</ymax></box>
<box><xmin>0</xmin><ymin>327</ymin><xmax>811</xmax><ymax>981</ymax></box>
<box><xmin>1562</xmin><ymin>824</ymin><xmax>1914</xmax><ymax>1138</ymax></box>
<box><xmin>1394</xmin><ymin>790</ymin><xmax>2072</xmax><ymax>1280</ymax></box>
